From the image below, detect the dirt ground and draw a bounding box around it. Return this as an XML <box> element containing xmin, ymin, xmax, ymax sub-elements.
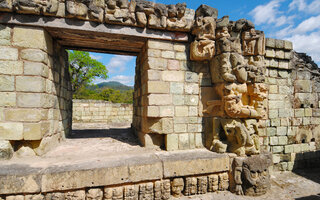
<box><xmin>5</xmin><ymin>123</ymin><xmax>319</xmax><ymax>200</ymax></box>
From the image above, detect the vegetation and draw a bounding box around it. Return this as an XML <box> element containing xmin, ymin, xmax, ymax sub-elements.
<box><xmin>68</xmin><ymin>50</ymin><xmax>108</xmax><ymax>92</ymax></box>
<box><xmin>68</xmin><ymin>51</ymin><xmax>133</xmax><ymax>104</ymax></box>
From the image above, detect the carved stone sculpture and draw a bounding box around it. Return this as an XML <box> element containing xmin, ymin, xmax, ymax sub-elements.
<box><xmin>105</xmin><ymin>0</ymin><xmax>136</xmax><ymax>25</ymax></box>
<box><xmin>124</xmin><ymin>185</ymin><xmax>139</xmax><ymax>200</ymax></box>
<box><xmin>233</xmin><ymin>152</ymin><xmax>272</xmax><ymax>196</ymax></box>
<box><xmin>242</xmin><ymin>29</ymin><xmax>265</xmax><ymax>56</ymax></box>
<box><xmin>65</xmin><ymin>190</ymin><xmax>86</xmax><ymax>200</ymax></box>
<box><xmin>139</xmin><ymin>183</ymin><xmax>154</xmax><ymax>200</ymax></box>
<box><xmin>184</xmin><ymin>177</ymin><xmax>197</xmax><ymax>196</ymax></box>
<box><xmin>218</xmin><ymin>173</ymin><xmax>229</xmax><ymax>191</ymax></box>
<box><xmin>87</xmin><ymin>0</ymin><xmax>105</xmax><ymax>22</ymax></box>
<box><xmin>166</xmin><ymin>3</ymin><xmax>192</xmax><ymax>31</ymax></box>
<box><xmin>190</xmin><ymin>4</ymin><xmax>217</xmax><ymax>61</ymax></box>
<box><xmin>104</xmin><ymin>187</ymin><xmax>123</xmax><ymax>200</ymax></box>
<box><xmin>197</xmin><ymin>176</ymin><xmax>208</xmax><ymax>194</ymax></box>
<box><xmin>171</xmin><ymin>178</ymin><xmax>184</xmax><ymax>198</ymax></box>
<box><xmin>13</xmin><ymin>0</ymin><xmax>43</xmax><ymax>14</ymax></box>
<box><xmin>161</xmin><ymin>180</ymin><xmax>171</xmax><ymax>200</ymax></box>
<box><xmin>154</xmin><ymin>181</ymin><xmax>162</xmax><ymax>200</ymax></box>
<box><xmin>45</xmin><ymin>193</ymin><xmax>65</xmax><ymax>200</ymax></box>
<box><xmin>86</xmin><ymin>188</ymin><xmax>103</xmax><ymax>200</ymax></box>
<box><xmin>208</xmin><ymin>174</ymin><xmax>219</xmax><ymax>192</ymax></box>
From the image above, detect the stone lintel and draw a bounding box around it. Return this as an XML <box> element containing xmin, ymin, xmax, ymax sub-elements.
<box><xmin>0</xmin><ymin>149</ymin><xmax>229</xmax><ymax>194</ymax></box>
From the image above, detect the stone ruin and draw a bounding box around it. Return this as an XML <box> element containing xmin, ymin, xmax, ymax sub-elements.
<box><xmin>0</xmin><ymin>0</ymin><xmax>319</xmax><ymax>199</ymax></box>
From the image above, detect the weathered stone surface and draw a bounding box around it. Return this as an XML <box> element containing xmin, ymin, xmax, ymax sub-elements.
<box><xmin>0</xmin><ymin>122</ymin><xmax>23</xmax><ymax>140</ymax></box>
<box><xmin>0</xmin><ymin>61</ymin><xmax>23</xmax><ymax>75</ymax></box>
<box><xmin>0</xmin><ymin>140</ymin><xmax>13</xmax><ymax>160</ymax></box>
<box><xmin>0</xmin><ymin>47</ymin><xmax>18</xmax><ymax>61</ymax></box>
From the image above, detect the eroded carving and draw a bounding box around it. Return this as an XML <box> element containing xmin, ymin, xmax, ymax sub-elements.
<box><xmin>190</xmin><ymin>4</ymin><xmax>217</xmax><ymax>61</ymax></box>
<box><xmin>86</xmin><ymin>188</ymin><xmax>103</xmax><ymax>200</ymax></box>
<box><xmin>184</xmin><ymin>177</ymin><xmax>197</xmax><ymax>196</ymax></box>
<box><xmin>208</xmin><ymin>174</ymin><xmax>219</xmax><ymax>192</ymax></box>
<box><xmin>139</xmin><ymin>183</ymin><xmax>154</xmax><ymax>200</ymax></box>
<box><xmin>124</xmin><ymin>185</ymin><xmax>139</xmax><ymax>200</ymax></box>
<box><xmin>65</xmin><ymin>190</ymin><xmax>86</xmax><ymax>200</ymax></box>
<box><xmin>218</xmin><ymin>172</ymin><xmax>229</xmax><ymax>191</ymax></box>
<box><xmin>45</xmin><ymin>193</ymin><xmax>64</xmax><ymax>200</ymax></box>
<box><xmin>161</xmin><ymin>180</ymin><xmax>171</xmax><ymax>200</ymax></box>
<box><xmin>0</xmin><ymin>0</ymin><xmax>12</xmax><ymax>11</ymax></box>
<box><xmin>171</xmin><ymin>178</ymin><xmax>184</xmax><ymax>198</ymax></box>
<box><xmin>197</xmin><ymin>176</ymin><xmax>208</xmax><ymax>194</ymax></box>
<box><xmin>233</xmin><ymin>153</ymin><xmax>272</xmax><ymax>196</ymax></box>
<box><xmin>104</xmin><ymin>187</ymin><xmax>123</xmax><ymax>200</ymax></box>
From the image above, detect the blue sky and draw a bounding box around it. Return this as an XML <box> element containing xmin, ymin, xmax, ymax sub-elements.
<box><xmin>91</xmin><ymin>0</ymin><xmax>320</xmax><ymax>86</ymax></box>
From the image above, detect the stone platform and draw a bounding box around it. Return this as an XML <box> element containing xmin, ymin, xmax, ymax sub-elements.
<box><xmin>0</xmin><ymin>125</ymin><xmax>229</xmax><ymax>198</ymax></box>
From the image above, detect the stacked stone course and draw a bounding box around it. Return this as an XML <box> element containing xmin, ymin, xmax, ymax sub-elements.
<box><xmin>0</xmin><ymin>24</ymin><xmax>72</xmax><ymax>158</ymax></box>
<box><xmin>265</xmin><ymin>38</ymin><xmax>320</xmax><ymax>171</ymax></box>
<box><xmin>73</xmin><ymin>99</ymin><xmax>133</xmax><ymax>124</ymax></box>
<box><xmin>132</xmin><ymin>39</ymin><xmax>207</xmax><ymax>150</ymax></box>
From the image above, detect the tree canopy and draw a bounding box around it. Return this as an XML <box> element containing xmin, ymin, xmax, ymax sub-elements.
<box><xmin>68</xmin><ymin>50</ymin><xmax>108</xmax><ymax>92</ymax></box>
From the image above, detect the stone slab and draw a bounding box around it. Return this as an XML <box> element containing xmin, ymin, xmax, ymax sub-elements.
<box><xmin>0</xmin><ymin>149</ymin><xmax>228</xmax><ymax>194</ymax></box>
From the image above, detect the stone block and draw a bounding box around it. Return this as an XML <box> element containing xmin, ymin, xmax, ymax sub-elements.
<box><xmin>173</xmin><ymin>95</ymin><xmax>184</xmax><ymax>105</ymax></box>
<box><xmin>0</xmin><ymin>75</ymin><xmax>14</xmax><ymax>91</ymax></box>
<box><xmin>168</xmin><ymin>59</ymin><xmax>180</xmax><ymax>70</ymax></box>
<box><xmin>0</xmin><ymin>24</ymin><xmax>11</xmax><ymax>43</ymax></box>
<box><xmin>147</xmin><ymin>81</ymin><xmax>169</xmax><ymax>94</ymax></box>
<box><xmin>265</xmin><ymin>49</ymin><xmax>275</xmax><ymax>58</ymax></box>
<box><xmin>269</xmin><ymin>85</ymin><xmax>278</xmax><ymax>94</ymax></box>
<box><xmin>20</xmin><ymin>49</ymin><xmax>48</xmax><ymax>64</ymax></box>
<box><xmin>185</xmin><ymin>95</ymin><xmax>199</xmax><ymax>106</ymax></box>
<box><xmin>275</xmin><ymin>50</ymin><xmax>285</xmax><ymax>59</ymax></box>
<box><xmin>275</xmin><ymin>39</ymin><xmax>285</xmax><ymax>49</ymax></box>
<box><xmin>13</xmin><ymin>26</ymin><xmax>52</xmax><ymax>53</ymax></box>
<box><xmin>185</xmin><ymin>83</ymin><xmax>199</xmax><ymax>94</ymax></box>
<box><xmin>146</xmin><ymin>70</ymin><xmax>161</xmax><ymax>81</ymax></box>
<box><xmin>148</xmin><ymin>94</ymin><xmax>172</xmax><ymax>105</ymax></box>
<box><xmin>278</xmin><ymin>109</ymin><xmax>291</xmax><ymax>118</ymax></box>
<box><xmin>24</xmin><ymin>62</ymin><xmax>49</xmax><ymax>77</ymax></box>
<box><xmin>305</xmin><ymin>108</ymin><xmax>312</xmax><ymax>117</ymax></box>
<box><xmin>284</xmin><ymin>145</ymin><xmax>294</xmax><ymax>154</ymax></box>
<box><xmin>0</xmin><ymin>140</ymin><xmax>13</xmax><ymax>160</ymax></box>
<box><xmin>176</xmin><ymin>52</ymin><xmax>187</xmax><ymax>60</ymax></box>
<box><xmin>0</xmin><ymin>92</ymin><xmax>16</xmax><ymax>107</ymax></box>
<box><xmin>148</xmin><ymin>40</ymin><xmax>173</xmax><ymax>50</ymax></box>
<box><xmin>175</xmin><ymin>106</ymin><xmax>189</xmax><ymax>117</ymax></box>
<box><xmin>295</xmin><ymin>109</ymin><xmax>305</xmax><ymax>117</ymax></box>
<box><xmin>170</xmin><ymin>82</ymin><xmax>184</xmax><ymax>94</ymax></box>
<box><xmin>269</xmin><ymin>101</ymin><xmax>285</xmax><ymax>109</ymax></box>
<box><xmin>147</xmin><ymin>49</ymin><xmax>161</xmax><ymax>57</ymax></box>
<box><xmin>272</xmin><ymin>146</ymin><xmax>284</xmax><ymax>153</ymax></box>
<box><xmin>23</xmin><ymin>123</ymin><xmax>42</xmax><ymax>140</ymax></box>
<box><xmin>161</xmin><ymin>50</ymin><xmax>175</xmax><ymax>59</ymax></box>
<box><xmin>295</xmin><ymin>80</ymin><xmax>311</xmax><ymax>93</ymax></box>
<box><xmin>17</xmin><ymin>93</ymin><xmax>43</xmax><ymax>108</ymax></box>
<box><xmin>165</xmin><ymin>134</ymin><xmax>179</xmax><ymax>151</ymax></box>
<box><xmin>271</xmin><ymin>118</ymin><xmax>280</xmax><ymax>127</ymax></box>
<box><xmin>5</xmin><ymin>109</ymin><xmax>42</xmax><ymax>122</ymax></box>
<box><xmin>272</xmin><ymin>154</ymin><xmax>280</xmax><ymax>164</ymax></box>
<box><xmin>278</xmin><ymin>136</ymin><xmax>288</xmax><ymax>145</ymax></box>
<box><xmin>146</xmin><ymin>106</ymin><xmax>159</xmax><ymax>117</ymax></box>
<box><xmin>0</xmin><ymin>47</ymin><xmax>18</xmax><ymax>61</ymax></box>
<box><xmin>179</xmin><ymin>133</ymin><xmax>189</xmax><ymax>149</ymax></box>
<box><xmin>185</xmin><ymin>72</ymin><xmax>199</xmax><ymax>83</ymax></box>
<box><xmin>174</xmin><ymin>44</ymin><xmax>186</xmax><ymax>52</ymax></box>
<box><xmin>284</xmin><ymin>51</ymin><xmax>292</xmax><ymax>59</ymax></box>
<box><xmin>266</xmin><ymin>38</ymin><xmax>275</xmax><ymax>48</ymax></box>
<box><xmin>0</xmin><ymin>61</ymin><xmax>23</xmax><ymax>75</ymax></box>
<box><xmin>16</xmin><ymin>76</ymin><xmax>45</xmax><ymax>92</ymax></box>
<box><xmin>269</xmin><ymin>137</ymin><xmax>278</xmax><ymax>146</ymax></box>
<box><xmin>195</xmin><ymin>133</ymin><xmax>203</xmax><ymax>148</ymax></box>
<box><xmin>268</xmin><ymin>110</ymin><xmax>278</xmax><ymax>119</ymax></box>
<box><xmin>189</xmin><ymin>133</ymin><xmax>195</xmax><ymax>149</ymax></box>
<box><xmin>189</xmin><ymin>106</ymin><xmax>198</xmax><ymax>116</ymax></box>
<box><xmin>279</xmin><ymin>86</ymin><xmax>291</xmax><ymax>95</ymax></box>
<box><xmin>0</xmin><ymin>122</ymin><xmax>23</xmax><ymax>140</ymax></box>
<box><xmin>162</xmin><ymin>71</ymin><xmax>184</xmax><ymax>82</ymax></box>
<box><xmin>284</xmin><ymin>40</ymin><xmax>293</xmax><ymax>50</ymax></box>
<box><xmin>160</xmin><ymin>106</ymin><xmax>174</xmax><ymax>117</ymax></box>
<box><xmin>277</xmin><ymin>127</ymin><xmax>287</xmax><ymax>136</ymax></box>
<box><xmin>267</xmin><ymin>127</ymin><xmax>276</xmax><ymax>136</ymax></box>
<box><xmin>174</xmin><ymin>124</ymin><xmax>187</xmax><ymax>133</ymax></box>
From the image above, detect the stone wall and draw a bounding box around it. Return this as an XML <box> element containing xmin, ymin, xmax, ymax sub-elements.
<box><xmin>73</xmin><ymin>99</ymin><xmax>133</xmax><ymax>124</ymax></box>
<box><xmin>132</xmin><ymin>40</ymin><xmax>204</xmax><ymax>150</ymax></box>
<box><xmin>265</xmin><ymin>38</ymin><xmax>320</xmax><ymax>171</ymax></box>
<box><xmin>0</xmin><ymin>24</ymin><xmax>72</xmax><ymax>158</ymax></box>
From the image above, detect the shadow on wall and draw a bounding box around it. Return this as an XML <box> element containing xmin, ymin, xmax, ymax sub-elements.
<box><xmin>295</xmin><ymin>194</ymin><xmax>320</xmax><ymax>200</ymax></box>
<box><xmin>292</xmin><ymin>151</ymin><xmax>320</xmax><ymax>184</ymax></box>
<box><xmin>69</xmin><ymin>127</ymin><xmax>140</xmax><ymax>146</ymax></box>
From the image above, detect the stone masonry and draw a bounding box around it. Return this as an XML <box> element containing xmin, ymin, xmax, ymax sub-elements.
<box><xmin>73</xmin><ymin>99</ymin><xmax>133</xmax><ymax>125</ymax></box>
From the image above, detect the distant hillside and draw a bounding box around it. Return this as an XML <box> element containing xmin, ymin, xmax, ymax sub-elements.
<box><xmin>97</xmin><ymin>81</ymin><xmax>133</xmax><ymax>91</ymax></box>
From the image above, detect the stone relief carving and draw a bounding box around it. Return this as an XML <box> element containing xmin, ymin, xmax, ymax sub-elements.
<box><xmin>86</xmin><ymin>188</ymin><xmax>103</xmax><ymax>200</ymax></box>
<box><xmin>233</xmin><ymin>153</ymin><xmax>272</xmax><ymax>196</ymax></box>
<box><xmin>208</xmin><ymin>174</ymin><xmax>219</xmax><ymax>192</ymax></box>
<box><xmin>184</xmin><ymin>177</ymin><xmax>197</xmax><ymax>196</ymax></box>
<box><xmin>171</xmin><ymin>178</ymin><xmax>184</xmax><ymax>198</ymax></box>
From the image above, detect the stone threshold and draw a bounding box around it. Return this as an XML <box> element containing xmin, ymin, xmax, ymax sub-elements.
<box><xmin>0</xmin><ymin>149</ymin><xmax>229</xmax><ymax>195</ymax></box>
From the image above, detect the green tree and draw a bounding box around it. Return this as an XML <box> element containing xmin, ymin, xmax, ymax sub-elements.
<box><xmin>68</xmin><ymin>50</ymin><xmax>108</xmax><ymax>92</ymax></box>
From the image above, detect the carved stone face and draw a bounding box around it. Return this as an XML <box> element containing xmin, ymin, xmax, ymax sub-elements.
<box><xmin>171</xmin><ymin>178</ymin><xmax>184</xmax><ymax>197</ymax></box>
<box><xmin>86</xmin><ymin>189</ymin><xmax>103</xmax><ymax>200</ymax></box>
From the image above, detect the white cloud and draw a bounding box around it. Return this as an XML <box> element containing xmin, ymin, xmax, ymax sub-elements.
<box><xmin>250</xmin><ymin>0</ymin><xmax>294</xmax><ymax>27</ymax></box>
<box><xmin>289</xmin><ymin>0</ymin><xmax>307</xmax><ymax>11</ymax></box>
<box><xmin>89</xmin><ymin>54</ymin><xmax>102</xmax><ymax>60</ymax></box>
<box><xmin>289</xmin><ymin>0</ymin><xmax>320</xmax><ymax>14</ymax></box>
<box><xmin>285</xmin><ymin>31</ymin><xmax>320</xmax><ymax>62</ymax></box>
<box><xmin>294</xmin><ymin>15</ymin><xmax>320</xmax><ymax>34</ymax></box>
<box><xmin>108</xmin><ymin>75</ymin><xmax>134</xmax><ymax>86</ymax></box>
<box><xmin>106</xmin><ymin>55</ymin><xmax>134</xmax><ymax>74</ymax></box>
